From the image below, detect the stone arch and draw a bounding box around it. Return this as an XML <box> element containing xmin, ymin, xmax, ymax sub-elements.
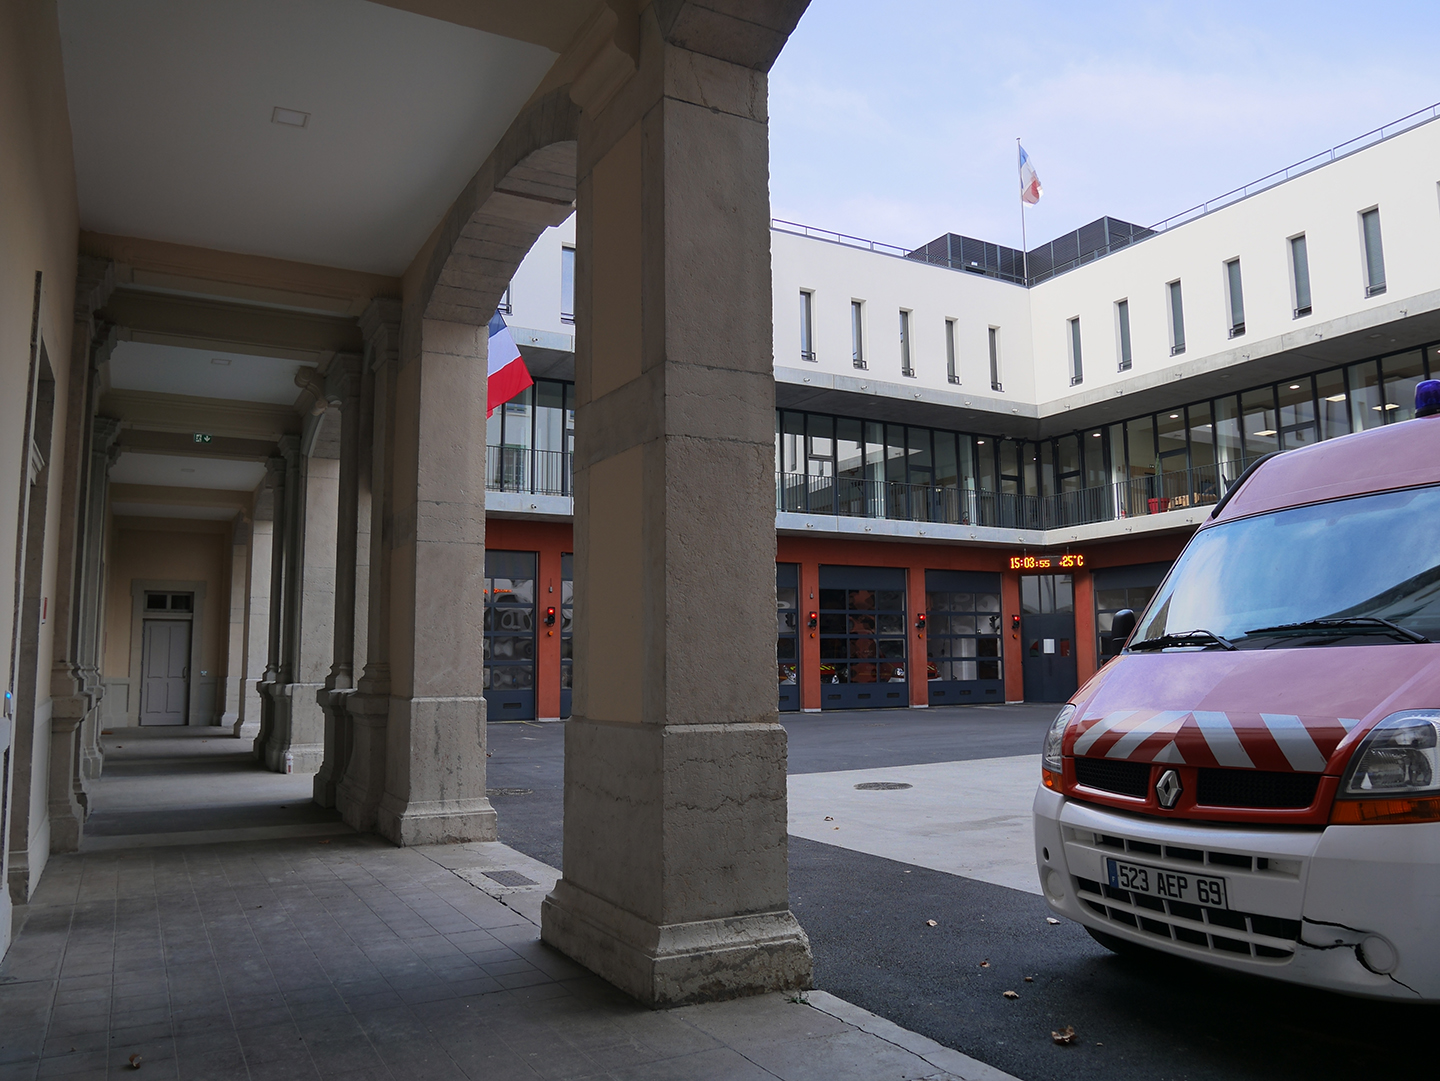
<box><xmin>419</xmin><ymin>87</ymin><xmax>580</xmax><ymax>326</ymax></box>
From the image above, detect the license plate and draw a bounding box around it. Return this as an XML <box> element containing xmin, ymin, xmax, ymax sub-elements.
<box><xmin>1106</xmin><ymin>858</ymin><xmax>1228</xmax><ymax>909</ymax></box>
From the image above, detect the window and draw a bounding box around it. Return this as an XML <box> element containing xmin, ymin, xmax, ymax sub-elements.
<box><xmin>851</xmin><ymin>300</ymin><xmax>865</xmax><ymax>369</ymax></box>
<box><xmin>945</xmin><ymin>318</ymin><xmax>958</xmax><ymax>384</ymax></box>
<box><xmin>800</xmin><ymin>290</ymin><xmax>816</xmax><ymax>362</ymax></box>
<box><xmin>899</xmin><ymin>309</ymin><xmax>913</xmax><ymax>377</ymax></box>
<box><xmin>1168</xmin><ymin>280</ymin><xmax>1185</xmax><ymax>355</ymax></box>
<box><xmin>1361</xmin><ymin>208</ymin><xmax>1386</xmax><ymax>296</ymax></box>
<box><xmin>988</xmin><ymin>327</ymin><xmax>1002</xmax><ymax>391</ymax></box>
<box><xmin>1067</xmin><ymin>317</ymin><xmax>1083</xmax><ymax>386</ymax></box>
<box><xmin>560</xmin><ymin>245</ymin><xmax>575</xmax><ymax>323</ymax></box>
<box><xmin>1225</xmin><ymin>259</ymin><xmax>1245</xmax><ymax>337</ymax></box>
<box><xmin>1290</xmin><ymin>234</ymin><xmax>1312</xmax><ymax>317</ymax></box>
<box><xmin>1115</xmin><ymin>300</ymin><xmax>1132</xmax><ymax>371</ymax></box>
<box><xmin>499</xmin><ymin>282</ymin><xmax>512</xmax><ymax>315</ymax></box>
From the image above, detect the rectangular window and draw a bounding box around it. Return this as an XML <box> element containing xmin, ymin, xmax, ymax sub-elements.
<box><xmin>851</xmin><ymin>300</ymin><xmax>865</xmax><ymax>369</ymax></box>
<box><xmin>1361</xmin><ymin>207</ymin><xmax>1386</xmax><ymax>296</ymax></box>
<box><xmin>800</xmin><ymin>290</ymin><xmax>815</xmax><ymax>362</ymax></box>
<box><xmin>1115</xmin><ymin>300</ymin><xmax>1132</xmax><ymax>371</ymax></box>
<box><xmin>560</xmin><ymin>246</ymin><xmax>575</xmax><ymax>323</ymax></box>
<box><xmin>1168</xmin><ymin>280</ymin><xmax>1185</xmax><ymax>355</ymax></box>
<box><xmin>988</xmin><ymin>327</ymin><xmax>1002</xmax><ymax>391</ymax></box>
<box><xmin>1067</xmin><ymin>317</ymin><xmax>1083</xmax><ymax>386</ymax></box>
<box><xmin>1225</xmin><ymin>259</ymin><xmax>1245</xmax><ymax>337</ymax></box>
<box><xmin>945</xmin><ymin>318</ymin><xmax>958</xmax><ymax>384</ymax></box>
<box><xmin>1290</xmin><ymin>234</ymin><xmax>1312</xmax><ymax>317</ymax></box>
<box><xmin>899</xmin><ymin>309</ymin><xmax>913</xmax><ymax>377</ymax></box>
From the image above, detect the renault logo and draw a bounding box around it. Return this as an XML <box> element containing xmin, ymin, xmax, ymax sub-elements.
<box><xmin>1156</xmin><ymin>769</ymin><xmax>1183</xmax><ymax>809</ymax></box>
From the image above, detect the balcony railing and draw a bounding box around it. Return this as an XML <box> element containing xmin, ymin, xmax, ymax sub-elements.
<box><xmin>486</xmin><ymin>446</ymin><xmax>571</xmax><ymax>497</ymax></box>
<box><xmin>776</xmin><ymin>460</ymin><xmax>1257</xmax><ymax>531</ymax></box>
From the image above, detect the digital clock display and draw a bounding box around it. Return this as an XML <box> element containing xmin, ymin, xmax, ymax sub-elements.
<box><xmin>1009</xmin><ymin>553</ymin><xmax>1085</xmax><ymax>570</ymax></box>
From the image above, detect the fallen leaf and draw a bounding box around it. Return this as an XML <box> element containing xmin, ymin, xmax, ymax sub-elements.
<box><xmin>1052</xmin><ymin>1025</ymin><xmax>1077</xmax><ymax>1046</ymax></box>
<box><xmin>319</xmin><ymin>839</ymin><xmax>331</xmax><ymax>844</ymax></box>
<box><xmin>832</xmin><ymin>826</ymin><xmax>840</xmax><ymax>830</ymax></box>
<box><xmin>979</xmin><ymin>960</ymin><xmax>990</xmax><ymax>968</ymax></box>
<box><xmin>1002</xmin><ymin>990</ymin><xmax>1019</xmax><ymax>1000</ymax></box>
<box><xmin>128</xmin><ymin>1053</ymin><xmax>143</xmax><ymax>1069</ymax></box>
<box><xmin>1046</xmin><ymin>918</ymin><xmax>1061</xmax><ymax>925</ymax></box>
<box><xmin>1024</xmin><ymin>976</ymin><xmax>1034</xmax><ymax>983</ymax></box>
<box><xmin>823</xmin><ymin>816</ymin><xmax>834</xmax><ymax>821</ymax></box>
<box><xmin>925</xmin><ymin>919</ymin><xmax>938</xmax><ymax>927</ymax></box>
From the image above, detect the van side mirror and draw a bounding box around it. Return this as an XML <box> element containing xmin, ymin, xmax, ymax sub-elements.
<box><xmin>1111</xmin><ymin>609</ymin><xmax>1137</xmax><ymax>647</ymax></box>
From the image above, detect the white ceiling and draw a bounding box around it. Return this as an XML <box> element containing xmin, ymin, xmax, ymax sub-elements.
<box><xmin>111</xmin><ymin>502</ymin><xmax>239</xmax><ymax>521</ymax></box>
<box><xmin>110</xmin><ymin>453</ymin><xmax>268</xmax><ymax>491</ymax></box>
<box><xmin>109</xmin><ymin>341</ymin><xmax>313</xmax><ymax>405</ymax></box>
<box><xmin>58</xmin><ymin>0</ymin><xmax>555</xmax><ymax>275</ymax></box>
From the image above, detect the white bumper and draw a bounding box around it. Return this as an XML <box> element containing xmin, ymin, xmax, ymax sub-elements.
<box><xmin>1033</xmin><ymin>786</ymin><xmax>1440</xmax><ymax>1000</ymax></box>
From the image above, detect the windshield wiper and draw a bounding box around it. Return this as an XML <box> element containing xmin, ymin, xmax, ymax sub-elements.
<box><xmin>1127</xmin><ymin>629</ymin><xmax>1237</xmax><ymax>652</ymax></box>
<box><xmin>1242</xmin><ymin>617</ymin><xmax>1430</xmax><ymax>644</ymax></box>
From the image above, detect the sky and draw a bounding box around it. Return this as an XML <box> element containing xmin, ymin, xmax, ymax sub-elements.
<box><xmin>768</xmin><ymin>1</ymin><xmax>1440</xmax><ymax>253</ymax></box>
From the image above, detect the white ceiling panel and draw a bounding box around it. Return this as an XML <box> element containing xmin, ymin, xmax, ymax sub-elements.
<box><xmin>110</xmin><ymin>453</ymin><xmax>267</xmax><ymax>491</ymax></box>
<box><xmin>112</xmin><ymin>502</ymin><xmax>239</xmax><ymax>521</ymax></box>
<box><xmin>109</xmin><ymin>341</ymin><xmax>312</xmax><ymax>405</ymax></box>
<box><xmin>59</xmin><ymin>0</ymin><xmax>555</xmax><ymax>274</ymax></box>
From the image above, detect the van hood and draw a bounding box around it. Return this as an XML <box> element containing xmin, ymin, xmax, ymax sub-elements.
<box><xmin>1067</xmin><ymin>646</ymin><xmax>1440</xmax><ymax>774</ymax></box>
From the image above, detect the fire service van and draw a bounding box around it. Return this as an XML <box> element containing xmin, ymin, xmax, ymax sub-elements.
<box><xmin>1034</xmin><ymin>380</ymin><xmax>1440</xmax><ymax>1000</ymax></box>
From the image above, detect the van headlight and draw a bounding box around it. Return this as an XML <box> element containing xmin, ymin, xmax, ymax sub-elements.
<box><xmin>1042</xmin><ymin>704</ymin><xmax>1076</xmax><ymax>775</ymax></box>
<box><xmin>1340</xmin><ymin>711</ymin><xmax>1440</xmax><ymax>797</ymax></box>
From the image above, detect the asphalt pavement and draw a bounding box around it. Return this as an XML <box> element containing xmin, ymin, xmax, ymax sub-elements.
<box><xmin>487</xmin><ymin>705</ymin><xmax>1440</xmax><ymax>1081</ymax></box>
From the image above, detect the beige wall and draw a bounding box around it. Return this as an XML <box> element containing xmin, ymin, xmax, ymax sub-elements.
<box><xmin>0</xmin><ymin>0</ymin><xmax>79</xmax><ymax>713</ymax></box>
<box><xmin>103</xmin><ymin>518</ymin><xmax>231</xmax><ymax>694</ymax></box>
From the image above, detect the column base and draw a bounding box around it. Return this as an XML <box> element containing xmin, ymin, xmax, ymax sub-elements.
<box><xmin>541</xmin><ymin>878</ymin><xmax>813</xmax><ymax>1006</ymax></box>
<box><xmin>336</xmin><ymin>688</ymin><xmax>388</xmax><ymax>833</ymax></box>
<box><xmin>261</xmin><ymin>681</ymin><xmax>325</xmax><ymax>773</ymax></box>
<box><xmin>375</xmin><ymin>793</ymin><xmax>496</xmax><ymax>846</ymax></box>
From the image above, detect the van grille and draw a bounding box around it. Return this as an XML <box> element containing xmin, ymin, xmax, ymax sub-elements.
<box><xmin>1074</xmin><ymin>876</ymin><xmax>1300</xmax><ymax>961</ymax></box>
<box><xmin>1074</xmin><ymin>757</ymin><xmax>1150</xmax><ymax>798</ymax></box>
<box><xmin>1196</xmin><ymin>769</ymin><xmax>1320</xmax><ymax>809</ymax></box>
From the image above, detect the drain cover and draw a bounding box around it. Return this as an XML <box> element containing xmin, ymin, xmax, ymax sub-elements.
<box><xmin>482</xmin><ymin>870</ymin><xmax>538</xmax><ymax>887</ymax></box>
<box><xmin>485</xmin><ymin>788</ymin><xmax>533</xmax><ymax>797</ymax></box>
<box><xmin>854</xmin><ymin>782</ymin><xmax>913</xmax><ymax>791</ymax></box>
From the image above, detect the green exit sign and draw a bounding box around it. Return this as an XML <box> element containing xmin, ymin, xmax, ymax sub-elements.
<box><xmin>193</xmin><ymin>433</ymin><xmax>212</xmax><ymax>444</ymax></box>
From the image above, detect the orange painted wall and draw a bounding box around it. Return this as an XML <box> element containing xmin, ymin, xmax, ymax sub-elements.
<box><xmin>481</xmin><ymin>520</ymin><xmax>1192</xmax><ymax>713</ymax></box>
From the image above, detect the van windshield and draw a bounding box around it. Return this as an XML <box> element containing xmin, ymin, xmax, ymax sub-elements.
<box><xmin>1134</xmin><ymin>483</ymin><xmax>1440</xmax><ymax>648</ymax></box>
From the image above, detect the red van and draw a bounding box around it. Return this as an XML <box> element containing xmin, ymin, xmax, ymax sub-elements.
<box><xmin>1033</xmin><ymin>382</ymin><xmax>1440</xmax><ymax>1000</ymax></box>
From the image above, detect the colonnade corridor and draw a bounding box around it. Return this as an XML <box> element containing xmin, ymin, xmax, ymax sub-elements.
<box><xmin>82</xmin><ymin>729</ymin><xmax>343</xmax><ymax>851</ymax></box>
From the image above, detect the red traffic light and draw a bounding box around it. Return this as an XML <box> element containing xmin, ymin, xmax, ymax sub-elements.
<box><xmin>807</xmin><ymin>611</ymin><xmax>818</xmax><ymax>629</ymax></box>
<box><xmin>544</xmin><ymin>606</ymin><xmax>557</xmax><ymax>625</ymax></box>
<box><xmin>915</xmin><ymin>613</ymin><xmax>927</xmax><ymax>630</ymax></box>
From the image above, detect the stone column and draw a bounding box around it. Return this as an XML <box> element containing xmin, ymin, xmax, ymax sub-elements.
<box><xmin>314</xmin><ymin>355</ymin><xmax>362</xmax><ymax>807</ymax></box>
<box><xmin>263</xmin><ymin>419</ymin><xmax>339</xmax><ymax>774</ymax></box>
<box><xmin>48</xmin><ymin>260</ymin><xmax>112</xmax><ymax>789</ymax></box>
<box><xmin>74</xmin><ymin>417</ymin><xmax>118</xmax><ymax>783</ymax></box>
<box><xmin>372</xmin><ymin>312</ymin><xmax>495</xmax><ymax>846</ymax></box>
<box><xmin>221</xmin><ymin>517</ymin><xmax>249</xmax><ymax>729</ymax></box>
<box><xmin>254</xmin><ymin>442</ymin><xmax>293</xmax><ymax>760</ymax></box>
<box><xmin>238</xmin><ymin>491</ymin><xmax>272</xmax><ymax>739</ymax></box>
<box><xmin>539</xmin><ymin>3</ymin><xmax>813</xmax><ymax>1005</ymax></box>
<box><xmin>339</xmin><ymin>301</ymin><xmax>399</xmax><ymax>831</ymax></box>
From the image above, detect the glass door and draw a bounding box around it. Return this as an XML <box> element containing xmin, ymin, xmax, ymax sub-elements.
<box><xmin>483</xmin><ymin>550</ymin><xmax>537</xmax><ymax>719</ymax></box>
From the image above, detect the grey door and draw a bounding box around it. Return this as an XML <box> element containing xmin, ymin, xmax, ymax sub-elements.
<box><xmin>140</xmin><ymin>619</ymin><xmax>190</xmax><ymax>725</ymax></box>
<box><xmin>1020</xmin><ymin>574</ymin><xmax>1078</xmax><ymax>703</ymax></box>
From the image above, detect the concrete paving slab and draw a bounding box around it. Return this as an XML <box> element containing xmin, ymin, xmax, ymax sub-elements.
<box><xmin>786</xmin><ymin>755</ymin><xmax>1042</xmax><ymax>895</ymax></box>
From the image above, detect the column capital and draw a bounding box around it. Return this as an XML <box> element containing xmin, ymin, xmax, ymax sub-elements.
<box><xmin>324</xmin><ymin>353</ymin><xmax>364</xmax><ymax>405</ymax></box>
<box><xmin>73</xmin><ymin>257</ymin><xmax>115</xmax><ymax>322</ymax></box>
<box><xmin>360</xmin><ymin>298</ymin><xmax>402</xmax><ymax>372</ymax></box>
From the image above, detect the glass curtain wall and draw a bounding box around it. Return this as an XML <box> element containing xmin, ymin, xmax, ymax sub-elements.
<box><xmin>487</xmin><ymin>379</ymin><xmax>574</xmax><ymax>496</ymax></box>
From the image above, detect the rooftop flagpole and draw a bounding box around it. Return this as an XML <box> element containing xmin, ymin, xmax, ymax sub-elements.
<box><xmin>1017</xmin><ymin>137</ymin><xmax>1029</xmax><ymax>286</ymax></box>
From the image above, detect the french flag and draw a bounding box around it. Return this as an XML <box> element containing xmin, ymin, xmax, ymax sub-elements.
<box><xmin>486</xmin><ymin>309</ymin><xmax>533</xmax><ymax>419</ymax></box>
<box><xmin>1019</xmin><ymin>144</ymin><xmax>1043</xmax><ymax>206</ymax></box>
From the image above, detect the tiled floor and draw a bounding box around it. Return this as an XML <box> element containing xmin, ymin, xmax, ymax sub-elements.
<box><xmin>0</xmin><ymin>731</ymin><xmax>1014</xmax><ymax>1081</ymax></box>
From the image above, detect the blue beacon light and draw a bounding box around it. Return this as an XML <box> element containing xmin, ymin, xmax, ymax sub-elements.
<box><xmin>1417</xmin><ymin>380</ymin><xmax>1440</xmax><ymax>418</ymax></box>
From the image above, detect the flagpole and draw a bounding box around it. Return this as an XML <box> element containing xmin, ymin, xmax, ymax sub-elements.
<box><xmin>1017</xmin><ymin>137</ymin><xmax>1028</xmax><ymax>286</ymax></box>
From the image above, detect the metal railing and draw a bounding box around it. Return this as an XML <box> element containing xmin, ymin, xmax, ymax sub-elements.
<box><xmin>486</xmin><ymin>446</ymin><xmax>570</xmax><ymax>496</ymax></box>
<box><xmin>771</xmin><ymin>99</ymin><xmax>1440</xmax><ymax>287</ymax></box>
<box><xmin>777</xmin><ymin>459</ymin><xmax>1256</xmax><ymax>531</ymax></box>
